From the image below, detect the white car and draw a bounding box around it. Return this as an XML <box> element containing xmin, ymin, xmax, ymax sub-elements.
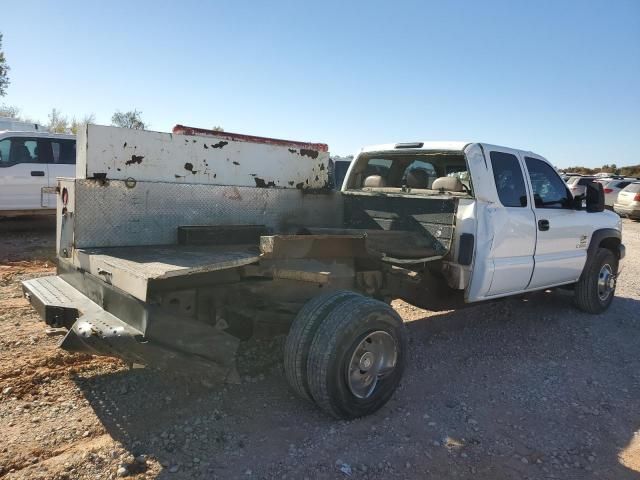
<box><xmin>0</xmin><ymin>130</ymin><xmax>75</xmax><ymax>216</ymax></box>
<box><xmin>614</xmin><ymin>182</ymin><xmax>640</xmax><ymax>220</ymax></box>
<box><xmin>596</xmin><ymin>178</ymin><xmax>637</xmax><ymax>208</ymax></box>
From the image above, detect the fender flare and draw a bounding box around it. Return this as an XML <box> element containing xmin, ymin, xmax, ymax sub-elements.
<box><xmin>586</xmin><ymin>228</ymin><xmax>623</xmax><ymax>261</ymax></box>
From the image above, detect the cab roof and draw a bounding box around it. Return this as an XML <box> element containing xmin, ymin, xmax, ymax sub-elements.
<box><xmin>359</xmin><ymin>141</ymin><xmax>470</xmax><ymax>153</ymax></box>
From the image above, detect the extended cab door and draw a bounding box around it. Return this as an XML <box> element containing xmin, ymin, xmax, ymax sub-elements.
<box><xmin>465</xmin><ymin>144</ymin><xmax>537</xmax><ymax>301</ymax></box>
<box><xmin>521</xmin><ymin>155</ymin><xmax>589</xmax><ymax>288</ymax></box>
<box><xmin>0</xmin><ymin>136</ymin><xmax>49</xmax><ymax>211</ymax></box>
<box><xmin>46</xmin><ymin>138</ymin><xmax>76</xmax><ymax>207</ymax></box>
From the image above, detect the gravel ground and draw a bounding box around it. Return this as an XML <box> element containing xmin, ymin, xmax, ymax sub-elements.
<box><xmin>0</xmin><ymin>216</ymin><xmax>638</xmax><ymax>480</ymax></box>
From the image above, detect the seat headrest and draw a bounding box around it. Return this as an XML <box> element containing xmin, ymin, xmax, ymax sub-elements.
<box><xmin>432</xmin><ymin>176</ymin><xmax>464</xmax><ymax>192</ymax></box>
<box><xmin>363</xmin><ymin>175</ymin><xmax>386</xmax><ymax>188</ymax></box>
<box><xmin>406</xmin><ymin>169</ymin><xmax>429</xmax><ymax>188</ymax></box>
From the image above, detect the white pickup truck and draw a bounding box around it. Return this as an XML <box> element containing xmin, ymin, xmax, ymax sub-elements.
<box><xmin>0</xmin><ymin>129</ymin><xmax>76</xmax><ymax>216</ymax></box>
<box><xmin>22</xmin><ymin>125</ymin><xmax>624</xmax><ymax>419</ymax></box>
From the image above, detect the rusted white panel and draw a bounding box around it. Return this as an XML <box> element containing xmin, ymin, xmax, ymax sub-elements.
<box><xmin>76</xmin><ymin>124</ymin><xmax>330</xmax><ymax>189</ymax></box>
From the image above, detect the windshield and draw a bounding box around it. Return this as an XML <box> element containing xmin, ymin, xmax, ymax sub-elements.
<box><xmin>345</xmin><ymin>152</ymin><xmax>471</xmax><ymax>195</ymax></box>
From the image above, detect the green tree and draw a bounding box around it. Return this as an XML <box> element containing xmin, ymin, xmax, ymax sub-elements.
<box><xmin>47</xmin><ymin>108</ymin><xmax>69</xmax><ymax>133</ymax></box>
<box><xmin>111</xmin><ymin>109</ymin><xmax>146</xmax><ymax>129</ymax></box>
<box><xmin>70</xmin><ymin>114</ymin><xmax>96</xmax><ymax>135</ymax></box>
<box><xmin>0</xmin><ymin>33</ymin><xmax>9</xmax><ymax>97</ymax></box>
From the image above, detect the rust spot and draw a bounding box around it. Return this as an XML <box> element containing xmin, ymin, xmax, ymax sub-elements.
<box><xmin>117</xmin><ymin>168</ymin><xmax>121</xmax><ymax>172</ymax></box>
<box><xmin>296</xmin><ymin>182</ymin><xmax>304</xmax><ymax>189</ymax></box>
<box><xmin>125</xmin><ymin>155</ymin><xmax>144</xmax><ymax>165</ymax></box>
<box><xmin>184</xmin><ymin>162</ymin><xmax>194</xmax><ymax>171</ymax></box>
<box><xmin>123</xmin><ymin>142</ymin><xmax>127</xmax><ymax>148</ymax></box>
<box><xmin>300</xmin><ymin>149</ymin><xmax>319</xmax><ymax>159</ymax></box>
<box><xmin>315</xmin><ymin>176</ymin><xmax>319</xmax><ymax>181</ymax></box>
<box><xmin>204</xmin><ymin>144</ymin><xmax>209</xmax><ymax>149</ymax></box>
<box><xmin>288</xmin><ymin>181</ymin><xmax>294</xmax><ymax>186</ymax></box>
<box><xmin>232</xmin><ymin>161</ymin><xmax>240</xmax><ymax>166</ymax></box>
<box><xmin>254</xmin><ymin>177</ymin><xmax>276</xmax><ymax>188</ymax></box>
<box><xmin>319</xmin><ymin>163</ymin><xmax>325</xmax><ymax>171</ymax></box>
<box><xmin>212</xmin><ymin>141</ymin><xmax>228</xmax><ymax>149</ymax></box>
<box><xmin>249</xmin><ymin>173</ymin><xmax>257</xmax><ymax>177</ymax></box>
<box><xmin>288</xmin><ymin>148</ymin><xmax>297</xmax><ymax>153</ymax></box>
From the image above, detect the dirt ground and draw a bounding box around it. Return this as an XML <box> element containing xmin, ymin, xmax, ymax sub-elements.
<box><xmin>0</xmin><ymin>216</ymin><xmax>639</xmax><ymax>480</ymax></box>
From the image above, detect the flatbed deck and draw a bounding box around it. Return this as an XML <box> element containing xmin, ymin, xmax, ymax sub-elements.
<box><xmin>74</xmin><ymin>244</ymin><xmax>261</xmax><ymax>301</ymax></box>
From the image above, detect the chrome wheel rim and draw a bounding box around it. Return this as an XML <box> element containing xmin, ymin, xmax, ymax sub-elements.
<box><xmin>597</xmin><ymin>263</ymin><xmax>615</xmax><ymax>301</ymax></box>
<box><xmin>346</xmin><ymin>330</ymin><xmax>397</xmax><ymax>399</ymax></box>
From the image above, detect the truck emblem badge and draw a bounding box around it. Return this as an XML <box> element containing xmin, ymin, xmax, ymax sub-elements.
<box><xmin>577</xmin><ymin>235</ymin><xmax>588</xmax><ymax>248</ymax></box>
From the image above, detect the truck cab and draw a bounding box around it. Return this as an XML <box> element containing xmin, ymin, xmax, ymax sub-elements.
<box><xmin>0</xmin><ymin>130</ymin><xmax>76</xmax><ymax>216</ymax></box>
<box><xmin>342</xmin><ymin>141</ymin><xmax>624</xmax><ymax>309</ymax></box>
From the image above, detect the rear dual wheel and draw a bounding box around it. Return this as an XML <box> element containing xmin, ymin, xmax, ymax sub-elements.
<box><xmin>285</xmin><ymin>292</ymin><xmax>407</xmax><ymax>419</ymax></box>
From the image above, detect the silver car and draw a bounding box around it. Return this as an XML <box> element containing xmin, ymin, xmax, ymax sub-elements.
<box><xmin>598</xmin><ymin>178</ymin><xmax>637</xmax><ymax>208</ymax></box>
<box><xmin>567</xmin><ymin>176</ymin><xmax>596</xmax><ymax>198</ymax></box>
<box><xmin>614</xmin><ymin>182</ymin><xmax>640</xmax><ymax>220</ymax></box>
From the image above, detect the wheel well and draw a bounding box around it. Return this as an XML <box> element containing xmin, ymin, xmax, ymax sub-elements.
<box><xmin>599</xmin><ymin>237</ymin><xmax>621</xmax><ymax>257</ymax></box>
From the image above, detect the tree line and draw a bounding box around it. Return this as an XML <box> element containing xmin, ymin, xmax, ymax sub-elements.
<box><xmin>0</xmin><ymin>104</ymin><xmax>148</xmax><ymax>133</ymax></box>
<box><xmin>564</xmin><ymin>164</ymin><xmax>640</xmax><ymax>177</ymax></box>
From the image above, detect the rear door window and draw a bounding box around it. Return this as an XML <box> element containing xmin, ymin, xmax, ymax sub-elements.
<box><xmin>490</xmin><ymin>151</ymin><xmax>528</xmax><ymax>207</ymax></box>
<box><xmin>51</xmin><ymin>139</ymin><xmax>76</xmax><ymax>164</ymax></box>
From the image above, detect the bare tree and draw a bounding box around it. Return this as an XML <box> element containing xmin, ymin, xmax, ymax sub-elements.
<box><xmin>111</xmin><ymin>109</ymin><xmax>146</xmax><ymax>129</ymax></box>
<box><xmin>0</xmin><ymin>33</ymin><xmax>9</xmax><ymax>97</ymax></box>
<box><xmin>211</xmin><ymin>126</ymin><xmax>224</xmax><ymax>132</ymax></box>
<box><xmin>70</xmin><ymin>114</ymin><xmax>96</xmax><ymax>135</ymax></box>
<box><xmin>47</xmin><ymin>108</ymin><xmax>69</xmax><ymax>133</ymax></box>
<box><xmin>0</xmin><ymin>104</ymin><xmax>19</xmax><ymax>119</ymax></box>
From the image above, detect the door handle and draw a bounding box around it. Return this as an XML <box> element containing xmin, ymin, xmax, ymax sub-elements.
<box><xmin>31</xmin><ymin>170</ymin><xmax>45</xmax><ymax>177</ymax></box>
<box><xmin>538</xmin><ymin>219</ymin><xmax>550</xmax><ymax>231</ymax></box>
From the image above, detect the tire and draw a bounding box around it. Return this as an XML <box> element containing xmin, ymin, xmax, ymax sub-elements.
<box><xmin>284</xmin><ymin>290</ymin><xmax>360</xmax><ymax>402</ymax></box>
<box><xmin>574</xmin><ymin>247</ymin><xmax>618</xmax><ymax>314</ymax></box>
<box><xmin>307</xmin><ymin>295</ymin><xmax>407</xmax><ymax>419</ymax></box>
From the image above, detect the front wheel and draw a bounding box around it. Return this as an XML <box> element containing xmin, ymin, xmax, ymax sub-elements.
<box><xmin>307</xmin><ymin>295</ymin><xmax>407</xmax><ymax>419</ymax></box>
<box><xmin>574</xmin><ymin>247</ymin><xmax>618</xmax><ymax>314</ymax></box>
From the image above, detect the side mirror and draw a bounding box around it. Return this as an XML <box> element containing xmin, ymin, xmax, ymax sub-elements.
<box><xmin>585</xmin><ymin>181</ymin><xmax>605</xmax><ymax>213</ymax></box>
<box><xmin>572</xmin><ymin>194</ymin><xmax>584</xmax><ymax>210</ymax></box>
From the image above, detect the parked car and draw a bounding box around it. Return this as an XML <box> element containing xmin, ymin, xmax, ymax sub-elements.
<box><xmin>614</xmin><ymin>182</ymin><xmax>640</xmax><ymax>220</ymax></box>
<box><xmin>596</xmin><ymin>178</ymin><xmax>636</xmax><ymax>208</ymax></box>
<box><xmin>0</xmin><ymin>130</ymin><xmax>75</xmax><ymax>216</ymax></box>
<box><xmin>567</xmin><ymin>175</ymin><xmax>596</xmax><ymax>198</ymax></box>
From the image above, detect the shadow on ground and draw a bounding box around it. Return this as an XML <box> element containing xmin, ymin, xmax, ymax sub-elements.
<box><xmin>72</xmin><ymin>288</ymin><xmax>640</xmax><ymax>479</ymax></box>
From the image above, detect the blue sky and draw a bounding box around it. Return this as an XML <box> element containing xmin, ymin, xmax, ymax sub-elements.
<box><xmin>2</xmin><ymin>0</ymin><xmax>639</xmax><ymax>167</ymax></box>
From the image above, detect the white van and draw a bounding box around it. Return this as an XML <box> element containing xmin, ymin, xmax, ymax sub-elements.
<box><xmin>0</xmin><ymin>130</ymin><xmax>75</xmax><ymax>216</ymax></box>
